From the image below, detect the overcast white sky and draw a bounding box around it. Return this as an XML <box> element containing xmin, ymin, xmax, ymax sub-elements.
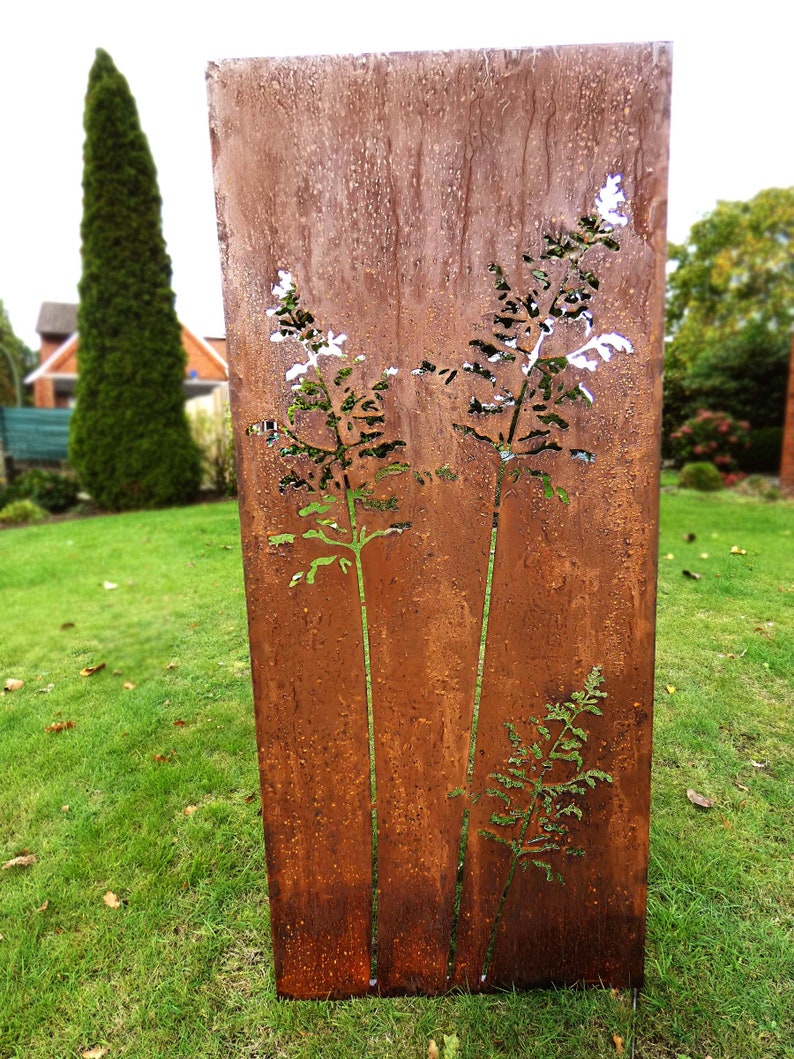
<box><xmin>2</xmin><ymin>0</ymin><xmax>791</xmax><ymax>348</ymax></box>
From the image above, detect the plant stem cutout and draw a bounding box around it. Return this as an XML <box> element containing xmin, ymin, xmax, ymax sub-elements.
<box><xmin>471</xmin><ymin>667</ymin><xmax>612</xmax><ymax>980</ymax></box>
<box><xmin>248</xmin><ymin>269</ymin><xmax>412</xmax><ymax>980</ymax></box>
<box><xmin>418</xmin><ymin>176</ymin><xmax>632</xmax><ymax>979</ymax></box>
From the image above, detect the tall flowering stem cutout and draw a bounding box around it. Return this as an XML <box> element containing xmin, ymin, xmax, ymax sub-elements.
<box><xmin>473</xmin><ymin>667</ymin><xmax>612</xmax><ymax>980</ymax></box>
<box><xmin>248</xmin><ymin>270</ymin><xmax>410</xmax><ymax>981</ymax></box>
<box><xmin>418</xmin><ymin>177</ymin><xmax>633</xmax><ymax>975</ymax></box>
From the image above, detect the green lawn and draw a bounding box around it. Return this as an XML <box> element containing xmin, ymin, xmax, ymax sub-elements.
<box><xmin>1</xmin><ymin>491</ymin><xmax>792</xmax><ymax>1058</ymax></box>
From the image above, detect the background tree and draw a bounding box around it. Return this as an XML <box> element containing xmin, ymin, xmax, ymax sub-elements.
<box><xmin>664</xmin><ymin>187</ymin><xmax>794</xmax><ymax>460</ymax></box>
<box><xmin>69</xmin><ymin>49</ymin><xmax>201</xmax><ymax>510</ymax></box>
<box><xmin>0</xmin><ymin>300</ymin><xmax>35</xmax><ymax>406</ymax></box>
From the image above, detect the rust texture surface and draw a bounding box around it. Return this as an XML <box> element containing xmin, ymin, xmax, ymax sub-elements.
<box><xmin>208</xmin><ymin>43</ymin><xmax>671</xmax><ymax>998</ymax></box>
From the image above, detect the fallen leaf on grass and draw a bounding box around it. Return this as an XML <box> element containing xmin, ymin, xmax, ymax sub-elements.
<box><xmin>730</xmin><ymin>546</ymin><xmax>747</xmax><ymax>555</ymax></box>
<box><xmin>80</xmin><ymin>664</ymin><xmax>106</xmax><ymax>677</ymax></box>
<box><xmin>750</xmin><ymin>760</ymin><xmax>768</xmax><ymax>769</ymax></box>
<box><xmin>720</xmin><ymin>815</ymin><xmax>733</xmax><ymax>829</ymax></box>
<box><xmin>665</xmin><ymin>685</ymin><xmax>676</xmax><ymax>695</ymax></box>
<box><xmin>428</xmin><ymin>1042</ymin><xmax>439</xmax><ymax>1059</ymax></box>
<box><xmin>112</xmin><ymin>669</ymin><xmax>123</xmax><ymax>676</ymax></box>
<box><xmin>165</xmin><ymin>661</ymin><xmax>179</xmax><ymax>670</ymax></box>
<box><xmin>60</xmin><ymin>622</ymin><xmax>75</xmax><ymax>630</ymax></box>
<box><xmin>122</xmin><ymin>681</ymin><xmax>137</xmax><ymax>691</ymax></box>
<box><xmin>82</xmin><ymin>1047</ymin><xmax>109</xmax><ymax>1058</ymax></box>
<box><xmin>613</xmin><ymin>1033</ymin><xmax>624</xmax><ymax>1054</ymax></box>
<box><xmin>683</xmin><ymin>532</ymin><xmax>696</xmax><ymax>542</ymax></box>
<box><xmin>682</xmin><ymin>570</ymin><xmax>702</xmax><ymax>580</ymax></box>
<box><xmin>686</xmin><ymin>789</ymin><xmax>715</xmax><ymax>808</ymax></box>
<box><xmin>103</xmin><ymin>581</ymin><xmax>118</xmax><ymax>590</ymax></box>
<box><xmin>36</xmin><ymin>900</ymin><xmax>49</xmax><ymax>912</ymax></box>
<box><xmin>103</xmin><ymin>891</ymin><xmax>121</xmax><ymax>909</ymax></box>
<box><xmin>699</xmin><ymin>552</ymin><xmax>710</xmax><ymax>560</ymax></box>
<box><xmin>183</xmin><ymin>805</ymin><xmax>198</xmax><ymax>816</ymax></box>
<box><xmin>61</xmin><ymin>805</ymin><xmax>70</xmax><ymax>812</ymax></box>
<box><xmin>3</xmin><ymin>679</ymin><xmax>24</xmax><ymax>692</ymax></box>
<box><xmin>44</xmin><ymin>720</ymin><xmax>75</xmax><ymax>733</ymax></box>
<box><xmin>172</xmin><ymin>719</ymin><xmax>186</xmax><ymax>727</ymax></box>
<box><xmin>36</xmin><ymin>684</ymin><xmax>56</xmax><ymax>694</ymax></box>
<box><xmin>2</xmin><ymin>854</ymin><xmax>37</xmax><ymax>870</ymax></box>
<box><xmin>153</xmin><ymin>751</ymin><xmax>176</xmax><ymax>763</ymax></box>
<box><xmin>443</xmin><ymin>1035</ymin><xmax>460</xmax><ymax>1059</ymax></box>
<box><xmin>663</xmin><ymin>553</ymin><xmax>675</xmax><ymax>561</ymax></box>
<box><xmin>244</xmin><ymin>792</ymin><xmax>257</xmax><ymax>803</ymax></box>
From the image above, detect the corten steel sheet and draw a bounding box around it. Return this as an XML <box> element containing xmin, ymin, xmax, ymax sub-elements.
<box><xmin>208</xmin><ymin>42</ymin><xmax>671</xmax><ymax>998</ymax></box>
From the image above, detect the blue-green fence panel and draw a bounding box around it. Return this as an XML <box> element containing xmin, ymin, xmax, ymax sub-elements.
<box><xmin>0</xmin><ymin>407</ymin><xmax>72</xmax><ymax>461</ymax></box>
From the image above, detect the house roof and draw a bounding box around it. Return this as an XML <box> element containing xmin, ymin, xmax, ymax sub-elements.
<box><xmin>36</xmin><ymin>302</ymin><xmax>78</xmax><ymax>337</ymax></box>
<box><xmin>25</xmin><ymin>325</ymin><xmax>228</xmax><ymax>385</ymax></box>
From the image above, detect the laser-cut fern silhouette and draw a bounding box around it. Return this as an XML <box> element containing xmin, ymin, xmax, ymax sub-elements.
<box><xmin>249</xmin><ymin>269</ymin><xmax>412</xmax><ymax>982</ymax></box>
<box><xmin>423</xmin><ymin>176</ymin><xmax>632</xmax><ymax>980</ymax></box>
<box><xmin>249</xmin><ymin>270</ymin><xmax>410</xmax><ymax>585</ymax></box>
<box><xmin>473</xmin><ymin>666</ymin><xmax>612</xmax><ymax>979</ymax></box>
<box><xmin>414</xmin><ymin>175</ymin><xmax>633</xmax><ymax>502</ymax></box>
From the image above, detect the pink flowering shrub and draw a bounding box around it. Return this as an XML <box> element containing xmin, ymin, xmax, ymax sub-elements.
<box><xmin>669</xmin><ymin>410</ymin><xmax>751</xmax><ymax>476</ymax></box>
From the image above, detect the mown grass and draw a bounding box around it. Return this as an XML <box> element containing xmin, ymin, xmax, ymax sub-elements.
<box><xmin>0</xmin><ymin>490</ymin><xmax>792</xmax><ymax>1058</ymax></box>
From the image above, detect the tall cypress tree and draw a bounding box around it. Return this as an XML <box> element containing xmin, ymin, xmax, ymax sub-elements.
<box><xmin>69</xmin><ymin>49</ymin><xmax>201</xmax><ymax>510</ymax></box>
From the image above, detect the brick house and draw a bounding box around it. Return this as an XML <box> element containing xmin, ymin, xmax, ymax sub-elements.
<box><xmin>25</xmin><ymin>302</ymin><xmax>228</xmax><ymax>409</ymax></box>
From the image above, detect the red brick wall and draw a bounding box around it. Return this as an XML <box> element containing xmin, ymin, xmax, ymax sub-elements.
<box><xmin>32</xmin><ymin>329</ymin><xmax>228</xmax><ymax>408</ymax></box>
<box><xmin>34</xmin><ymin>337</ymin><xmax>62</xmax><ymax>408</ymax></box>
<box><xmin>182</xmin><ymin>328</ymin><xmax>227</xmax><ymax>381</ymax></box>
<box><xmin>33</xmin><ymin>377</ymin><xmax>56</xmax><ymax>408</ymax></box>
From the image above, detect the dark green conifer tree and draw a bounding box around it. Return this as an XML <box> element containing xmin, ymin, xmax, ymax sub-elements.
<box><xmin>69</xmin><ymin>49</ymin><xmax>201</xmax><ymax>510</ymax></box>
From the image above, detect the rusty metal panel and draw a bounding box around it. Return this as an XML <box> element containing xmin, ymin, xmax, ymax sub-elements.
<box><xmin>208</xmin><ymin>42</ymin><xmax>671</xmax><ymax>998</ymax></box>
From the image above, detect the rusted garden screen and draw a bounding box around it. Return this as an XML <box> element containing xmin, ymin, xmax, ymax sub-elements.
<box><xmin>208</xmin><ymin>43</ymin><xmax>672</xmax><ymax>998</ymax></box>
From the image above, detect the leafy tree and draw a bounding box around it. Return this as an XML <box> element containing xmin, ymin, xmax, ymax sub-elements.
<box><xmin>664</xmin><ymin>188</ymin><xmax>794</xmax><ymax>444</ymax></box>
<box><xmin>69</xmin><ymin>49</ymin><xmax>201</xmax><ymax>510</ymax></box>
<box><xmin>0</xmin><ymin>300</ymin><xmax>35</xmax><ymax>406</ymax></box>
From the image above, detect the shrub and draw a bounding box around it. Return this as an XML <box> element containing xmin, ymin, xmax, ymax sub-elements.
<box><xmin>0</xmin><ymin>499</ymin><xmax>48</xmax><ymax>525</ymax></box>
<box><xmin>679</xmin><ymin>462</ymin><xmax>724</xmax><ymax>492</ymax></box>
<box><xmin>737</xmin><ymin>426</ymin><xmax>784</xmax><ymax>473</ymax></box>
<box><xmin>669</xmin><ymin>409</ymin><xmax>750</xmax><ymax>473</ymax></box>
<box><xmin>3</xmin><ymin>468</ymin><xmax>80</xmax><ymax>513</ymax></box>
<box><xmin>189</xmin><ymin>404</ymin><xmax>237</xmax><ymax>496</ymax></box>
<box><xmin>734</xmin><ymin>474</ymin><xmax>781</xmax><ymax>502</ymax></box>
